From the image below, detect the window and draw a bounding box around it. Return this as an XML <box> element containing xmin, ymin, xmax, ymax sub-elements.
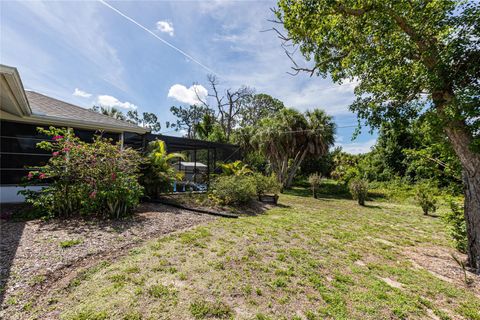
<box><xmin>0</xmin><ymin>120</ymin><xmax>121</xmax><ymax>185</ymax></box>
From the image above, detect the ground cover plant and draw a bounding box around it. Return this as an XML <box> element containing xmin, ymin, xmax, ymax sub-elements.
<box><xmin>19</xmin><ymin>188</ymin><xmax>480</xmax><ymax>320</ymax></box>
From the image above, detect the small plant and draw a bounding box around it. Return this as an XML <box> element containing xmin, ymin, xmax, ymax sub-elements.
<box><xmin>60</xmin><ymin>239</ymin><xmax>82</xmax><ymax>248</ymax></box>
<box><xmin>349</xmin><ymin>178</ymin><xmax>369</xmax><ymax>206</ymax></box>
<box><xmin>209</xmin><ymin>175</ymin><xmax>256</xmax><ymax>205</ymax></box>
<box><xmin>451</xmin><ymin>254</ymin><xmax>472</xmax><ymax>285</ymax></box>
<box><xmin>147</xmin><ymin>284</ymin><xmax>173</xmax><ymax>298</ymax></box>
<box><xmin>443</xmin><ymin>200</ymin><xmax>467</xmax><ymax>253</ymax></box>
<box><xmin>415</xmin><ymin>182</ymin><xmax>437</xmax><ymax>215</ymax></box>
<box><xmin>189</xmin><ymin>299</ymin><xmax>233</xmax><ymax>319</ymax></box>
<box><xmin>308</xmin><ymin>173</ymin><xmax>322</xmax><ymax>198</ymax></box>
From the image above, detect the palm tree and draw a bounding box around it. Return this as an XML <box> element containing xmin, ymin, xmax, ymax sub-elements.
<box><xmin>253</xmin><ymin>108</ymin><xmax>335</xmax><ymax>188</ymax></box>
<box><xmin>142</xmin><ymin>140</ymin><xmax>186</xmax><ymax>196</ymax></box>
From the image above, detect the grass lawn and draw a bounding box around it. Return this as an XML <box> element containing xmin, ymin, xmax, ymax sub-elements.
<box><xmin>34</xmin><ymin>188</ymin><xmax>480</xmax><ymax>320</ymax></box>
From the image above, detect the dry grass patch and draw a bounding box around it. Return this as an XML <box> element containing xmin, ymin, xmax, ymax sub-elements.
<box><xmin>9</xmin><ymin>190</ymin><xmax>480</xmax><ymax>320</ymax></box>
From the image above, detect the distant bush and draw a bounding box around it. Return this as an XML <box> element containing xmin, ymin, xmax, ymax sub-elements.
<box><xmin>414</xmin><ymin>182</ymin><xmax>437</xmax><ymax>215</ymax></box>
<box><xmin>20</xmin><ymin>127</ymin><xmax>143</xmax><ymax>219</ymax></box>
<box><xmin>209</xmin><ymin>175</ymin><xmax>256</xmax><ymax>205</ymax></box>
<box><xmin>349</xmin><ymin>179</ymin><xmax>369</xmax><ymax>206</ymax></box>
<box><xmin>308</xmin><ymin>173</ymin><xmax>322</xmax><ymax>198</ymax></box>
<box><xmin>253</xmin><ymin>173</ymin><xmax>281</xmax><ymax>197</ymax></box>
<box><xmin>443</xmin><ymin>200</ymin><xmax>467</xmax><ymax>253</ymax></box>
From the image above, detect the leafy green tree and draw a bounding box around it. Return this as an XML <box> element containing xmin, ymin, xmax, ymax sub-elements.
<box><xmin>276</xmin><ymin>0</ymin><xmax>480</xmax><ymax>270</ymax></box>
<box><xmin>253</xmin><ymin>108</ymin><xmax>335</xmax><ymax>188</ymax></box>
<box><xmin>240</xmin><ymin>93</ymin><xmax>285</xmax><ymax>127</ymax></box>
<box><xmin>170</xmin><ymin>105</ymin><xmax>211</xmax><ymax>139</ymax></box>
<box><xmin>126</xmin><ymin>110</ymin><xmax>161</xmax><ymax>133</ymax></box>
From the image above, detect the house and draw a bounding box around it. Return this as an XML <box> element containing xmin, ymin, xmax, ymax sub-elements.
<box><xmin>0</xmin><ymin>65</ymin><xmax>242</xmax><ymax>203</ymax></box>
<box><xmin>0</xmin><ymin>64</ymin><xmax>149</xmax><ymax>203</ymax></box>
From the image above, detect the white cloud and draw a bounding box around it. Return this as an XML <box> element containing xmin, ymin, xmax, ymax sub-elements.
<box><xmin>72</xmin><ymin>88</ymin><xmax>92</xmax><ymax>98</ymax></box>
<box><xmin>96</xmin><ymin>95</ymin><xmax>137</xmax><ymax>110</ymax></box>
<box><xmin>167</xmin><ymin>84</ymin><xmax>208</xmax><ymax>105</ymax></box>
<box><xmin>156</xmin><ymin>20</ymin><xmax>174</xmax><ymax>36</ymax></box>
<box><xmin>336</xmin><ymin>139</ymin><xmax>377</xmax><ymax>155</ymax></box>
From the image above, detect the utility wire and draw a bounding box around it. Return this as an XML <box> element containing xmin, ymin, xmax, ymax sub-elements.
<box><xmin>98</xmin><ymin>0</ymin><xmax>217</xmax><ymax>75</ymax></box>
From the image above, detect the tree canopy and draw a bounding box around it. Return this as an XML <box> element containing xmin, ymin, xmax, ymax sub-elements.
<box><xmin>276</xmin><ymin>0</ymin><xmax>480</xmax><ymax>270</ymax></box>
<box><xmin>253</xmin><ymin>108</ymin><xmax>335</xmax><ymax>188</ymax></box>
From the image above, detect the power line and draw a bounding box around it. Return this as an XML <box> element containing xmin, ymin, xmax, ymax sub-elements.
<box><xmin>98</xmin><ymin>0</ymin><xmax>217</xmax><ymax>75</ymax></box>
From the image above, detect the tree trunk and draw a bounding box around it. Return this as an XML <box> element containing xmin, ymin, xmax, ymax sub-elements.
<box><xmin>444</xmin><ymin>121</ymin><xmax>480</xmax><ymax>272</ymax></box>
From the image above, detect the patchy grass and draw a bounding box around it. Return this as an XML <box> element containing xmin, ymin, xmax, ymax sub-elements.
<box><xmin>29</xmin><ymin>190</ymin><xmax>479</xmax><ymax>319</ymax></box>
<box><xmin>59</xmin><ymin>239</ymin><xmax>83</xmax><ymax>248</ymax></box>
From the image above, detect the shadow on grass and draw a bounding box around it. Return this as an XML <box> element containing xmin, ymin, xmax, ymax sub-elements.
<box><xmin>363</xmin><ymin>204</ymin><xmax>382</xmax><ymax>209</ymax></box>
<box><xmin>283</xmin><ymin>183</ymin><xmax>352</xmax><ymax>200</ymax></box>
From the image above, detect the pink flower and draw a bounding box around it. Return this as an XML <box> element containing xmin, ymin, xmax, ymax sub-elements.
<box><xmin>111</xmin><ymin>172</ymin><xmax>116</xmax><ymax>181</ymax></box>
<box><xmin>52</xmin><ymin>151</ymin><xmax>60</xmax><ymax>157</ymax></box>
<box><xmin>89</xmin><ymin>191</ymin><xmax>97</xmax><ymax>199</ymax></box>
<box><xmin>62</xmin><ymin>147</ymin><xmax>70</xmax><ymax>152</ymax></box>
<box><xmin>39</xmin><ymin>173</ymin><xmax>46</xmax><ymax>179</ymax></box>
<box><xmin>27</xmin><ymin>172</ymin><xmax>34</xmax><ymax>180</ymax></box>
<box><xmin>52</xmin><ymin>135</ymin><xmax>64</xmax><ymax>141</ymax></box>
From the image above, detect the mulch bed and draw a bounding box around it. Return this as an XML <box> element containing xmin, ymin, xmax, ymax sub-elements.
<box><xmin>0</xmin><ymin>202</ymin><xmax>216</xmax><ymax>317</ymax></box>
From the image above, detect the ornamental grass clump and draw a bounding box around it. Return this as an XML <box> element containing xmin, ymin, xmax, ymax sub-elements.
<box><xmin>20</xmin><ymin>127</ymin><xmax>143</xmax><ymax>219</ymax></box>
<box><xmin>349</xmin><ymin>178</ymin><xmax>369</xmax><ymax>206</ymax></box>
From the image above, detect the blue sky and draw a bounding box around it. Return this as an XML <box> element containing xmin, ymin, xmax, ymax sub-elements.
<box><xmin>1</xmin><ymin>0</ymin><xmax>377</xmax><ymax>154</ymax></box>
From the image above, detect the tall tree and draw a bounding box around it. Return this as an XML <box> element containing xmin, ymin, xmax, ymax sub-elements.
<box><xmin>276</xmin><ymin>0</ymin><xmax>480</xmax><ymax>271</ymax></box>
<box><xmin>253</xmin><ymin>108</ymin><xmax>335</xmax><ymax>188</ymax></box>
<box><xmin>200</xmin><ymin>75</ymin><xmax>255</xmax><ymax>141</ymax></box>
<box><xmin>170</xmin><ymin>105</ymin><xmax>210</xmax><ymax>139</ymax></box>
<box><xmin>240</xmin><ymin>93</ymin><xmax>285</xmax><ymax>127</ymax></box>
<box><xmin>126</xmin><ymin>110</ymin><xmax>161</xmax><ymax>133</ymax></box>
<box><xmin>91</xmin><ymin>105</ymin><xmax>126</xmax><ymax>120</ymax></box>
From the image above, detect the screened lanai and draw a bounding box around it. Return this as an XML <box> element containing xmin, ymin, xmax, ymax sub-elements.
<box><xmin>123</xmin><ymin>132</ymin><xmax>242</xmax><ymax>191</ymax></box>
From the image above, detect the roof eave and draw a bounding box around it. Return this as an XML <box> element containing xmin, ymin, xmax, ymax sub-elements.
<box><xmin>0</xmin><ymin>64</ymin><xmax>32</xmax><ymax>116</ymax></box>
<box><xmin>29</xmin><ymin>114</ymin><xmax>150</xmax><ymax>134</ymax></box>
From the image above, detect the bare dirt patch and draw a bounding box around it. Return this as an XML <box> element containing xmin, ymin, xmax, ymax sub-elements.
<box><xmin>404</xmin><ymin>246</ymin><xmax>480</xmax><ymax>297</ymax></box>
<box><xmin>0</xmin><ymin>203</ymin><xmax>215</xmax><ymax>318</ymax></box>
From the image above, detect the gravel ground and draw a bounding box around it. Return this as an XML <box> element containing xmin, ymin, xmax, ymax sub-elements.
<box><xmin>0</xmin><ymin>202</ymin><xmax>216</xmax><ymax>318</ymax></box>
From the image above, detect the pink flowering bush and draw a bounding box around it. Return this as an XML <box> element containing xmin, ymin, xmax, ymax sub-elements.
<box><xmin>20</xmin><ymin>127</ymin><xmax>143</xmax><ymax>218</ymax></box>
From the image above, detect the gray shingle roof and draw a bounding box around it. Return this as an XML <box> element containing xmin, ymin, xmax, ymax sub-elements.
<box><xmin>25</xmin><ymin>91</ymin><xmax>146</xmax><ymax>132</ymax></box>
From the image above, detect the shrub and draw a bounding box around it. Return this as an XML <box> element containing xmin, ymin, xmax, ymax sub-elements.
<box><xmin>253</xmin><ymin>173</ymin><xmax>281</xmax><ymax>197</ymax></box>
<box><xmin>443</xmin><ymin>200</ymin><xmax>467</xmax><ymax>253</ymax></box>
<box><xmin>414</xmin><ymin>182</ymin><xmax>437</xmax><ymax>215</ymax></box>
<box><xmin>20</xmin><ymin>127</ymin><xmax>143</xmax><ymax>218</ymax></box>
<box><xmin>348</xmin><ymin>179</ymin><xmax>368</xmax><ymax>206</ymax></box>
<box><xmin>308</xmin><ymin>173</ymin><xmax>322</xmax><ymax>198</ymax></box>
<box><xmin>209</xmin><ymin>175</ymin><xmax>255</xmax><ymax>205</ymax></box>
